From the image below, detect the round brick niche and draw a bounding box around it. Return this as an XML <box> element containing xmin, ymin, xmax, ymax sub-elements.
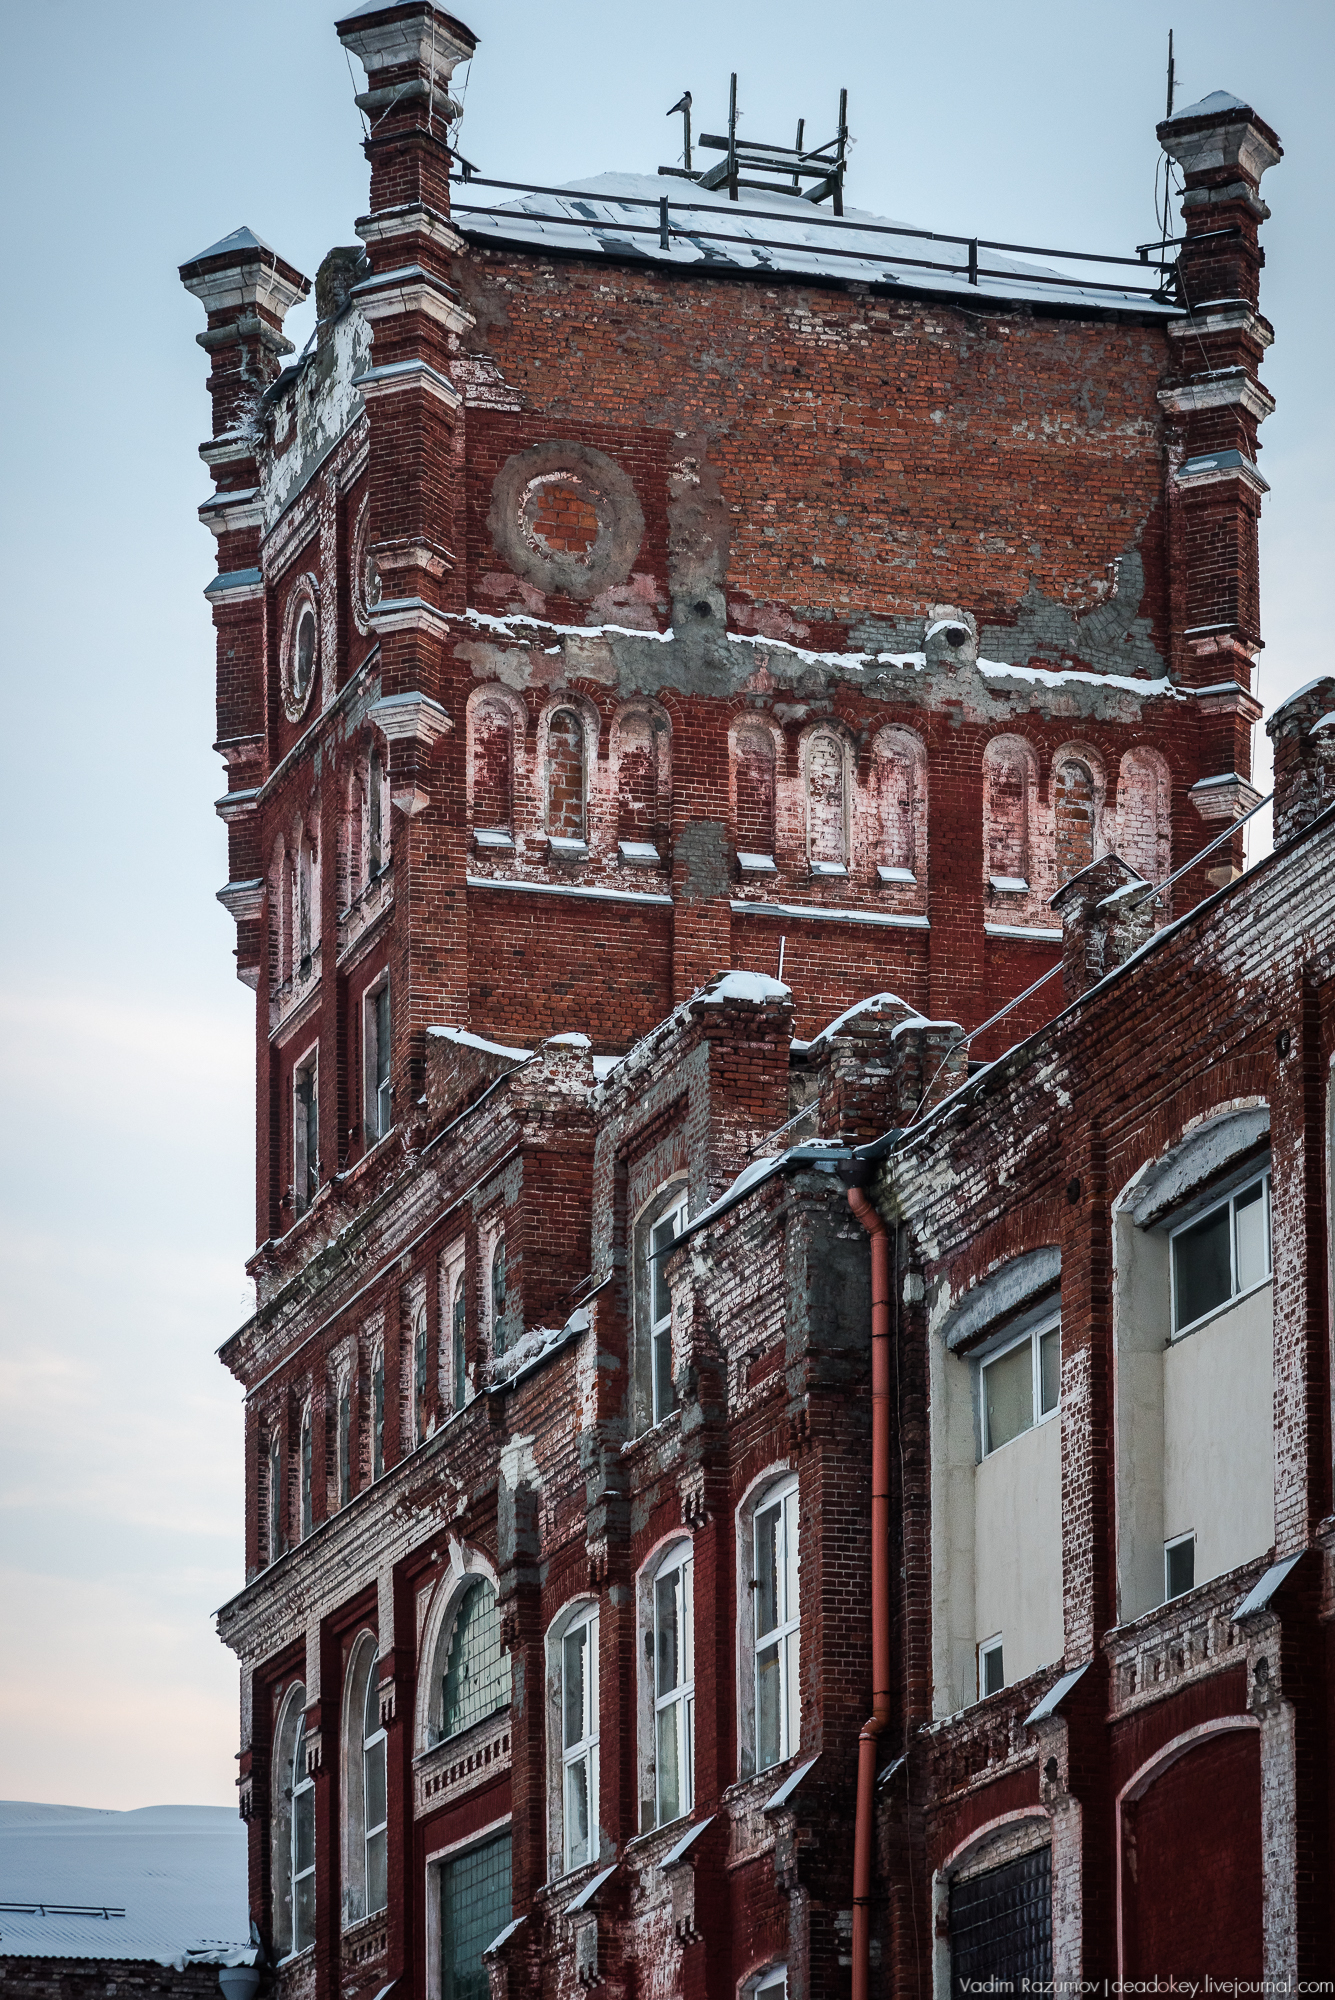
<box><xmin>488</xmin><ymin>442</ymin><xmax>644</xmax><ymax>601</ymax></box>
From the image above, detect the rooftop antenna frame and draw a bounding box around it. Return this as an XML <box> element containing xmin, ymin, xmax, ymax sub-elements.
<box><xmin>660</xmin><ymin>74</ymin><xmax>850</xmax><ymax>214</ymax></box>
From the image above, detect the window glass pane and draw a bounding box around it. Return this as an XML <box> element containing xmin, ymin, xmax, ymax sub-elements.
<box><xmin>655</xmin><ymin>1571</ymin><xmax>679</xmax><ymax>1696</ymax></box>
<box><xmin>564</xmin><ymin>1757</ymin><xmax>590</xmax><ymax>1870</ymax></box>
<box><xmin>415</xmin><ymin>1314</ymin><xmax>428</xmax><ymax>1443</ymax></box>
<box><xmin>441</xmin><ymin>1834</ymin><xmax>511</xmax><ymax>2000</ymax></box>
<box><xmin>784</xmin><ymin>1629</ymin><xmax>800</xmax><ymax>1759</ymax></box>
<box><xmin>1174</xmin><ymin>1201</ymin><xmax>1232</xmax><ymax>1328</ymax></box>
<box><xmin>755</xmin><ymin>1502</ymin><xmax>780</xmax><ymax>1638</ymax></box>
<box><xmin>363</xmin><ymin>1662</ymin><xmax>379</xmax><ymax>1742</ymax></box>
<box><xmin>366</xmin><ymin>1827</ymin><xmax>387</xmax><ymax>1917</ymax></box>
<box><xmin>756</xmin><ymin>1639</ymin><xmax>782</xmax><ymax>1772</ymax></box>
<box><xmin>1039</xmin><ymin>1327</ymin><xmax>1060</xmax><ymax>1417</ymax></box>
<box><xmin>294</xmin><ymin>1783</ymin><xmax>314</xmax><ymax>1875</ymax></box>
<box><xmin>1235</xmin><ymin>1180</ymin><xmax>1269</xmax><ymax>1291</ymax></box>
<box><xmin>365</xmin><ymin>1735</ymin><xmax>386</xmax><ymax>1832</ymax></box>
<box><xmin>653</xmin><ymin>1329</ymin><xmax>674</xmax><ymax>1424</ymax></box>
<box><xmin>983</xmin><ymin>1341</ymin><xmax>1032</xmax><ymax>1451</ymax></box>
<box><xmin>442</xmin><ymin>1582</ymin><xmax>511</xmax><ymax>1738</ymax></box>
<box><xmin>300</xmin><ymin>1420</ymin><xmax>312</xmax><ymax>1539</ymax></box>
<box><xmin>651</xmin><ymin>1214</ymin><xmax>675</xmax><ymax>1324</ymax></box>
<box><xmin>373</xmin><ymin>1356</ymin><xmax>384</xmax><ymax>1479</ymax></box>
<box><xmin>338</xmin><ymin>1392</ymin><xmax>351</xmax><ymax>1506</ymax></box>
<box><xmin>563</xmin><ymin>1623</ymin><xmax>587</xmax><ymax>1751</ymax></box>
<box><xmin>783</xmin><ymin>1490</ymin><xmax>799</xmax><ymax>1623</ymax></box>
<box><xmin>294</xmin><ymin>1869</ymin><xmax>314</xmax><ymax>1952</ymax></box>
<box><xmin>453</xmin><ymin>1286</ymin><xmax>467</xmax><ymax>1411</ymax></box>
<box><xmin>982</xmin><ymin>1643</ymin><xmax>1004</xmax><ymax>1697</ymax></box>
<box><xmin>1166</xmin><ymin>1536</ymin><xmax>1195</xmax><ymax>1600</ymax></box>
<box><xmin>655</xmin><ymin>1701</ymin><xmax>681</xmax><ymax>1825</ymax></box>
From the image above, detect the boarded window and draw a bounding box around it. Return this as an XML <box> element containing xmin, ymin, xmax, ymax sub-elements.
<box><xmin>1054</xmin><ymin>759</ymin><xmax>1095</xmax><ymax>884</ymax></box>
<box><xmin>950</xmin><ymin>1848</ymin><xmax>1052</xmax><ymax>1999</ymax></box>
<box><xmin>1116</xmin><ymin>749</ymin><xmax>1170</xmax><ymax>887</ymax></box>
<box><xmin>735</xmin><ymin>725</ymin><xmax>776</xmax><ymax>856</ymax></box>
<box><xmin>806</xmin><ymin>733</ymin><xmax>846</xmax><ymax>866</ymax></box>
<box><xmin>616</xmin><ymin>712</ymin><xmax>662</xmax><ymax>846</ymax></box>
<box><xmin>985</xmin><ymin>748</ymin><xmax>1031</xmax><ymax>882</ymax></box>
<box><xmin>472</xmin><ymin>699</ymin><xmax>514</xmax><ymax>833</ymax></box>
<box><xmin>547</xmin><ymin>708</ymin><xmax>585</xmax><ymax>841</ymax></box>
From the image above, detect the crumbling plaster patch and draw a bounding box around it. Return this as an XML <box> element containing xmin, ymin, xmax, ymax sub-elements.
<box><xmin>263</xmin><ymin>309</ymin><xmax>372</xmax><ymax>531</ymax></box>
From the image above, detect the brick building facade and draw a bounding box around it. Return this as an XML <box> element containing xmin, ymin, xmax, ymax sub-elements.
<box><xmin>180</xmin><ymin>5</ymin><xmax>1311</xmax><ymax>1993</ymax></box>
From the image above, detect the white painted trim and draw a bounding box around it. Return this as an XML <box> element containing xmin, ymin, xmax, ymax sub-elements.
<box><xmin>984</xmin><ymin>922</ymin><xmax>1063</xmax><ymax>942</ymax></box>
<box><xmin>467</xmin><ymin>875</ymin><xmax>673</xmax><ymax>908</ymax></box>
<box><xmin>730</xmin><ymin>899</ymin><xmax>930</xmax><ymax>930</ymax></box>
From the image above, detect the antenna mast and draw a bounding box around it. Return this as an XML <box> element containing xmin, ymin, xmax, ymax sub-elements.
<box><xmin>1166</xmin><ymin>28</ymin><xmax>1176</xmax><ymax>120</ymax></box>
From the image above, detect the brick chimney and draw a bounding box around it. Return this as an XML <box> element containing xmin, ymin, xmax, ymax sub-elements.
<box><xmin>1266</xmin><ymin>677</ymin><xmax>1335</xmax><ymax>845</ymax></box>
<box><xmin>807</xmin><ymin>993</ymin><xmax>966</xmax><ymax>1142</ymax></box>
<box><xmin>1050</xmin><ymin>853</ymin><xmax>1157</xmax><ymax>1001</ymax></box>
<box><xmin>180</xmin><ymin>228</ymin><xmax>310</xmax><ymax>988</ymax></box>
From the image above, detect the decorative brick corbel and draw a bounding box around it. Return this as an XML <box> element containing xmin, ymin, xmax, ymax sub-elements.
<box><xmin>369</xmin><ymin>691</ymin><xmax>452</xmax><ymax>817</ymax></box>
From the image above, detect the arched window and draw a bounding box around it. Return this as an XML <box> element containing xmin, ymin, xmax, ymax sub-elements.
<box><xmin>412</xmin><ymin>1304</ymin><xmax>429</xmax><ymax>1448</ymax></box>
<box><xmin>490</xmin><ymin>1237</ymin><xmax>508</xmax><ymax>1359</ymax></box>
<box><xmin>614</xmin><ymin>709</ymin><xmax>666</xmax><ymax>853</ymax></box>
<box><xmin>752</xmin><ymin>1476</ymin><xmax>800</xmax><ymax>1773</ymax></box>
<box><xmin>341</xmin><ymin>1636</ymin><xmax>386</xmax><ymax>1927</ymax></box>
<box><xmin>472</xmin><ymin>696</ymin><xmax>515</xmax><ymax>838</ymax></box>
<box><xmin>558</xmin><ymin>1603</ymin><xmax>600</xmax><ymax>1874</ymax></box>
<box><xmin>361</xmin><ymin>1664</ymin><xmax>387</xmax><ymax>1918</ymax></box>
<box><xmin>436</xmin><ymin>1579</ymin><xmax>512</xmax><ymax>1743</ymax></box>
<box><xmin>1054</xmin><ymin>758</ymin><xmax>1096</xmax><ymax>884</ymax></box>
<box><xmin>546</xmin><ymin>708</ymin><xmax>586</xmax><ymax>844</ymax></box>
<box><xmin>337</xmin><ymin>1378</ymin><xmax>352</xmax><ymax>1509</ymax></box>
<box><xmin>1115</xmin><ymin>747</ymin><xmax>1171</xmax><ymax>889</ymax></box>
<box><xmin>290</xmin><ymin>1710</ymin><xmax>315</xmax><ymax>1953</ymax></box>
<box><xmin>293</xmin><ymin>1048</ymin><xmax>319</xmax><ymax>1218</ymax></box>
<box><xmin>367</xmin><ymin>744</ymin><xmax>387</xmax><ymax>878</ymax></box>
<box><xmin>299</xmin><ymin>1406</ymin><xmax>313</xmax><ymax>1541</ymax></box>
<box><xmin>452</xmin><ymin>1280</ymin><xmax>467</xmax><ymax>1414</ymax></box>
<box><xmin>268</xmin><ymin>1430</ymin><xmax>283</xmax><ymax>1566</ymax></box>
<box><xmin>633</xmin><ymin>1185</ymin><xmax>688</xmax><ymax>1433</ymax></box>
<box><xmin>272</xmin><ymin>1684</ymin><xmax>312</xmax><ymax>1958</ymax></box>
<box><xmin>984</xmin><ymin>736</ymin><xmax>1037</xmax><ymax>889</ymax></box>
<box><xmin>371</xmin><ymin>1345</ymin><xmax>385</xmax><ymax>1481</ymax></box>
<box><xmin>734</xmin><ymin>722</ymin><xmax>776</xmax><ymax>864</ymax></box>
<box><xmin>650</xmin><ymin>1541</ymin><xmax>695</xmax><ymax>1826</ymax></box>
<box><xmin>872</xmin><ymin>727</ymin><xmax>926</xmax><ymax>883</ymax></box>
<box><xmin>805</xmin><ymin>731</ymin><xmax>848</xmax><ymax>872</ymax></box>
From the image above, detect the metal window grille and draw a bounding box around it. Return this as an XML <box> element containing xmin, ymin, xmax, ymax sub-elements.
<box><xmin>949</xmin><ymin>1848</ymin><xmax>1052</xmax><ymax>1998</ymax></box>
<box><xmin>441</xmin><ymin>1833</ymin><xmax>511</xmax><ymax>2000</ymax></box>
<box><xmin>442</xmin><ymin>1581</ymin><xmax>512</xmax><ymax>1739</ymax></box>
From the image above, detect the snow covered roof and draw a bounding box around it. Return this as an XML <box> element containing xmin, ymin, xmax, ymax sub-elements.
<box><xmin>0</xmin><ymin>1802</ymin><xmax>249</xmax><ymax>1965</ymax></box>
<box><xmin>1165</xmin><ymin>90</ymin><xmax>1250</xmax><ymax>122</ymax></box>
<box><xmin>183</xmin><ymin>225</ymin><xmax>276</xmax><ymax>266</ymax></box>
<box><xmin>455</xmin><ymin>173</ymin><xmax>1180</xmax><ymax>316</ymax></box>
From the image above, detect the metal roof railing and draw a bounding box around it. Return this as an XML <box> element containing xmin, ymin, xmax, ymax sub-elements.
<box><xmin>447</xmin><ymin>173</ymin><xmax>1200</xmax><ymax>304</ymax></box>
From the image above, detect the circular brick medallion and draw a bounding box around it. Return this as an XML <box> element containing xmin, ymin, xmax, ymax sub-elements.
<box><xmin>488</xmin><ymin>442</ymin><xmax>644</xmax><ymax>601</ymax></box>
<box><xmin>281</xmin><ymin>573</ymin><xmax>321</xmax><ymax>722</ymax></box>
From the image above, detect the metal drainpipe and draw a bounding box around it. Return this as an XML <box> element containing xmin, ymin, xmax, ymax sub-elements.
<box><xmin>847</xmin><ymin>1183</ymin><xmax>893</xmax><ymax>2000</ymax></box>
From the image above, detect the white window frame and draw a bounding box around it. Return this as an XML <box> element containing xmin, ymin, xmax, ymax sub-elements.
<box><xmin>1169</xmin><ymin>1169</ymin><xmax>1272</xmax><ymax>1338</ymax></box>
<box><xmin>651</xmin><ymin>1540</ymin><xmax>695</xmax><ymax>1828</ymax></box>
<box><xmin>647</xmin><ymin>1186</ymin><xmax>690</xmax><ymax>1428</ymax></box>
<box><xmin>362</xmin><ymin>1664</ymin><xmax>388</xmax><ymax>1918</ymax></box>
<box><xmin>364</xmin><ymin>977</ymin><xmax>391</xmax><ymax>1146</ymax></box>
<box><xmin>559</xmin><ymin>1603</ymin><xmax>600</xmax><ymax>1875</ymax></box>
<box><xmin>744</xmin><ymin>1969</ymin><xmax>789</xmax><ymax>2000</ymax></box>
<box><xmin>979</xmin><ymin>1313</ymin><xmax>1060</xmax><ymax>1457</ymax></box>
<box><xmin>979</xmin><ymin>1633</ymin><xmax>1004</xmax><ymax>1699</ymax></box>
<box><xmin>293</xmin><ymin>1045</ymin><xmax>319</xmax><ymax>1217</ymax></box>
<box><xmin>290</xmin><ymin>1711</ymin><xmax>315</xmax><ymax>1956</ymax></box>
<box><xmin>1165</xmin><ymin>1530</ymin><xmax>1196</xmax><ymax>1602</ymax></box>
<box><xmin>751</xmin><ymin>1475</ymin><xmax>801</xmax><ymax>1775</ymax></box>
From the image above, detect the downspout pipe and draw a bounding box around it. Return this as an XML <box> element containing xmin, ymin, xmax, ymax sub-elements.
<box><xmin>848</xmin><ymin>1183</ymin><xmax>893</xmax><ymax>2000</ymax></box>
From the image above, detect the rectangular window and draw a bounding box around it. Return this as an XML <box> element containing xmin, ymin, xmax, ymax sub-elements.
<box><xmin>372</xmin><ymin>1349</ymin><xmax>385</xmax><ymax>1480</ymax></box>
<box><xmin>980</xmin><ymin>1635</ymin><xmax>1004</xmax><ymax>1698</ymax></box>
<box><xmin>754</xmin><ymin>1481</ymin><xmax>801</xmax><ymax>1773</ymax></box>
<box><xmin>981</xmin><ymin>1318</ymin><xmax>1060</xmax><ymax>1455</ymax></box>
<box><xmin>1171</xmin><ymin>1172</ymin><xmax>1271</xmax><ymax>1336</ymax></box>
<box><xmin>364</xmin><ymin>982</ymin><xmax>391</xmax><ymax>1144</ymax></box>
<box><xmin>653</xmin><ymin>1547</ymin><xmax>695</xmax><ymax>1826</ymax></box>
<box><xmin>268</xmin><ymin>1433</ymin><xmax>283</xmax><ymax>1566</ymax></box>
<box><xmin>649</xmin><ymin>1190</ymin><xmax>690</xmax><ymax>1427</ymax></box>
<box><xmin>452</xmin><ymin>1283</ymin><xmax>467</xmax><ymax>1413</ymax></box>
<box><xmin>363</xmin><ymin>1674</ymin><xmax>387</xmax><ymax>1917</ymax></box>
<box><xmin>1165</xmin><ymin>1532</ymin><xmax>1195</xmax><ymax>1601</ymax></box>
<box><xmin>338</xmin><ymin>1387</ymin><xmax>351</xmax><ymax>1508</ymax></box>
<box><xmin>561</xmin><ymin>1610</ymin><xmax>600</xmax><ymax>1874</ymax></box>
<box><xmin>413</xmin><ymin>1306</ymin><xmax>428</xmax><ymax>1448</ymax></box>
<box><xmin>440</xmin><ymin>1833</ymin><xmax>511</xmax><ymax>2000</ymax></box>
<box><xmin>299</xmin><ymin>1411</ymin><xmax>312</xmax><ymax>1541</ymax></box>
<box><xmin>293</xmin><ymin>1054</ymin><xmax>319</xmax><ymax>1216</ymax></box>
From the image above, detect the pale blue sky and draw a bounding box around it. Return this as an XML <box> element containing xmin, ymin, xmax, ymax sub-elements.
<box><xmin>0</xmin><ymin>0</ymin><xmax>1328</xmax><ymax>1809</ymax></box>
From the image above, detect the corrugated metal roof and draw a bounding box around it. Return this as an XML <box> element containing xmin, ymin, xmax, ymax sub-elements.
<box><xmin>0</xmin><ymin>1802</ymin><xmax>248</xmax><ymax>1965</ymax></box>
<box><xmin>455</xmin><ymin>172</ymin><xmax>1181</xmax><ymax>316</ymax></box>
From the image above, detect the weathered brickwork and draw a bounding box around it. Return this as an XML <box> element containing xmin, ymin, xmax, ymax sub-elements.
<box><xmin>180</xmin><ymin>9</ymin><xmax>1304</xmax><ymax>1996</ymax></box>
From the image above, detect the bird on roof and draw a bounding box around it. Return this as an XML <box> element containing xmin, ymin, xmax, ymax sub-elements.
<box><xmin>666</xmin><ymin>91</ymin><xmax>692</xmax><ymax>117</ymax></box>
